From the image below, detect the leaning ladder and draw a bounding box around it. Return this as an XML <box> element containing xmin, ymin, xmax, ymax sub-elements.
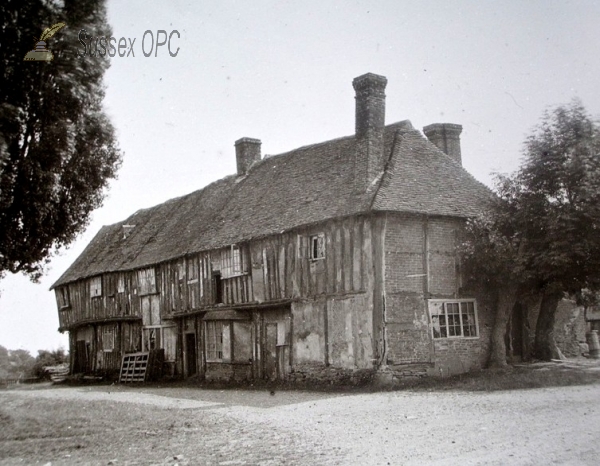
<box><xmin>119</xmin><ymin>352</ymin><xmax>149</xmax><ymax>383</ymax></box>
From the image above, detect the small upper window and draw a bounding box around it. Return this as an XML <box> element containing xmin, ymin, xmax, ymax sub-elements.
<box><xmin>310</xmin><ymin>234</ymin><xmax>325</xmax><ymax>260</ymax></box>
<box><xmin>138</xmin><ymin>268</ymin><xmax>157</xmax><ymax>295</ymax></box>
<box><xmin>117</xmin><ymin>274</ymin><xmax>125</xmax><ymax>293</ymax></box>
<box><xmin>187</xmin><ymin>257</ymin><xmax>199</xmax><ymax>284</ymax></box>
<box><xmin>57</xmin><ymin>287</ymin><xmax>70</xmax><ymax>308</ymax></box>
<box><xmin>429</xmin><ymin>299</ymin><xmax>478</xmax><ymax>339</ymax></box>
<box><xmin>90</xmin><ymin>276</ymin><xmax>102</xmax><ymax>298</ymax></box>
<box><xmin>232</xmin><ymin>245</ymin><xmax>242</xmax><ymax>274</ymax></box>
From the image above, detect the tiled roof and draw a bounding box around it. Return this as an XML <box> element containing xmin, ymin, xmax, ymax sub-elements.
<box><xmin>51</xmin><ymin>121</ymin><xmax>491</xmax><ymax>288</ymax></box>
<box><xmin>374</xmin><ymin>129</ymin><xmax>492</xmax><ymax>216</ymax></box>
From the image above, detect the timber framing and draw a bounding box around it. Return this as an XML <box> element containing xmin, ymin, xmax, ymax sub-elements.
<box><xmin>52</xmin><ymin>73</ymin><xmax>494</xmax><ymax>383</ymax></box>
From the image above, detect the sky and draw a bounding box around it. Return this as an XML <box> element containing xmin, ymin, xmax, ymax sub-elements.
<box><xmin>1</xmin><ymin>0</ymin><xmax>600</xmax><ymax>354</ymax></box>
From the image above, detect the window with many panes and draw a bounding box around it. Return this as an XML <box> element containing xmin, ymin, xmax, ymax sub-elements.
<box><xmin>428</xmin><ymin>299</ymin><xmax>478</xmax><ymax>339</ymax></box>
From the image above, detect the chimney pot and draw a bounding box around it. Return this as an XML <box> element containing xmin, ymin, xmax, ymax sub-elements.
<box><xmin>235</xmin><ymin>137</ymin><xmax>261</xmax><ymax>175</ymax></box>
<box><xmin>423</xmin><ymin>123</ymin><xmax>463</xmax><ymax>165</ymax></box>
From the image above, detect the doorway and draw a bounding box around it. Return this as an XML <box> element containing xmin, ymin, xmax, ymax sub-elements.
<box><xmin>185</xmin><ymin>333</ymin><xmax>197</xmax><ymax>377</ymax></box>
<box><xmin>263</xmin><ymin>323</ymin><xmax>277</xmax><ymax>380</ymax></box>
<box><xmin>74</xmin><ymin>340</ymin><xmax>90</xmax><ymax>373</ymax></box>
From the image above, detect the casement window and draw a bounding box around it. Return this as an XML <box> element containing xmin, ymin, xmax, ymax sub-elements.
<box><xmin>429</xmin><ymin>299</ymin><xmax>478</xmax><ymax>339</ymax></box>
<box><xmin>310</xmin><ymin>234</ymin><xmax>325</xmax><ymax>260</ymax></box>
<box><xmin>205</xmin><ymin>320</ymin><xmax>251</xmax><ymax>363</ymax></box>
<box><xmin>117</xmin><ymin>274</ymin><xmax>125</xmax><ymax>294</ymax></box>
<box><xmin>57</xmin><ymin>287</ymin><xmax>70</xmax><ymax>308</ymax></box>
<box><xmin>187</xmin><ymin>257</ymin><xmax>200</xmax><ymax>308</ymax></box>
<box><xmin>90</xmin><ymin>276</ymin><xmax>102</xmax><ymax>298</ymax></box>
<box><xmin>187</xmin><ymin>258</ymin><xmax>199</xmax><ymax>284</ymax></box>
<box><xmin>221</xmin><ymin>245</ymin><xmax>247</xmax><ymax>278</ymax></box>
<box><xmin>206</xmin><ymin>321</ymin><xmax>229</xmax><ymax>361</ymax></box>
<box><xmin>232</xmin><ymin>245</ymin><xmax>242</xmax><ymax>274</ymax></box>
<box><xmin>102</xmin><ymin>327</ymin><xmax>115</xmax><ymax>352</ymax></box>
<box><xmin>138</xmin><ymin>268</ymin><xmax>157</xmax><ymax>295</ymax></box>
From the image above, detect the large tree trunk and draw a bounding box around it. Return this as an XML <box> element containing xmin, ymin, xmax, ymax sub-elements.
<box><xmin>488</xmin><ymin>284</ymin><xmax>519</xmax><ymax>368</ymax></box>
<box><xmin>533</xmin><ymin>290</ymin><xmax>563</xmax><ymax>361</ymax></box>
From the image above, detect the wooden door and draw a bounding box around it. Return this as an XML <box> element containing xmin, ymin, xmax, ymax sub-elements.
<box><xmin>185</xmin><ymin>333</ymin><xmax>197</xmax><ymax>377</ymax></box>
<box><xmin>74</xmin><ymin>340</ymin><xmax>89</xmax><ymax>373</ymax></box>
<box><xmin>264</xmin><ymin>323</ymin><xmax>277</xmax><ymax>380</ymax></box>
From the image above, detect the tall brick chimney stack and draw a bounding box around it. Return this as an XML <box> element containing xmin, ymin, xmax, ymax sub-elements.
<box><xmin>422</xmin><ymin>123</ymin><xmax>463</xmax><ymax>166</ymax></box>
<box><xmin>353</xmin><ymin>73</ymin><xmax>387</xmax><ymax>190</ymax></box>
<box><xmin>235</xmin><ymin>137</ymin><xmax>261</xmax><ymax>176</ymax></box>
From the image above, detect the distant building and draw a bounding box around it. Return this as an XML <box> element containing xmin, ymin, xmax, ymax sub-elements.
<box><xmin>51</xmin><ymin>73</ymin><xmax>494</xmax><ymax>383</ymax></box>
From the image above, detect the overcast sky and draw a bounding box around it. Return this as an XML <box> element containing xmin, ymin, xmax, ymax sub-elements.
<box><xmin>1</xmin><ymin>0</ymin><xmax>600</xmax><ymax>354</ymax></box>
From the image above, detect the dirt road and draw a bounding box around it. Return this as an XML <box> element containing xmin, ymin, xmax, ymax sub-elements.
<box><xmin>1</xmin><ymin>383</ymin><xmax>600</xmax><ymax>465</ymax></box>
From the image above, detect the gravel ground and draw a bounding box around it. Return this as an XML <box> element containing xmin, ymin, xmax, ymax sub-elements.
<box><xmin>2</xmin><ymin>383</ymin><xmax>600</xmax><ymax>465</ymax></box>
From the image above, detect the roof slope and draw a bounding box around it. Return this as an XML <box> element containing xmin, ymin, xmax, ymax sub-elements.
<box><xmin>52</xmin><ymin>121</ymin><xmax>491</xmax><ymax>288</ymax></box>
<box><xmin>374</xmin><ymin>129</ymin><xmax>493</xmax><ymax>216</ymax></box>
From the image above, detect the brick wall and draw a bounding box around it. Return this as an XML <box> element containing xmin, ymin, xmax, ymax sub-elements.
<box><xmin>382</xmin><ymin>214</ymin><xmax>492</xmax><ymax>378</ymax></box>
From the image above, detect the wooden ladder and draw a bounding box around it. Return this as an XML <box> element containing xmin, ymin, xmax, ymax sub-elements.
<box><xmin>119</xmin><ymin>352</ymin><xmax>149</xmax><ymax>383</ymax></box>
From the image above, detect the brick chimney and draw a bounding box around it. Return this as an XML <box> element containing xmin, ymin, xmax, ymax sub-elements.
<box><xmin>422</xmin><ymin>123</ymin><xmax>463</xmax><ymax>165</ymax></box>
<box><xmin>353</xmin><ymin>73</ymin><xmax>387</xmax><ymax>190</ymax></box>
<box><xmin>235</xmin><ymin>137</ymin><xmax>261</xmax><ymax>176</ymax></box>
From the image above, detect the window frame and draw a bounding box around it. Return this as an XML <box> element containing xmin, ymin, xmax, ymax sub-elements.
<box><xmin>309</xmin><ymin>233</ymin><xmax>325</xmax><ymax>261</ymax></box>
<box><xmin>205</xmin><ymin>320</ymin><xmax>252</xmax><ymax>363</ymax></box>
<box><xmin>90</xmin><ymin>276</ymin><xmax>102</xmax><ymax>298</ymax></box>
<box><xmin>232</xmin><ymin>245</ymin><xmax>242</xmax><ymax>275</ymax></box>
<box><xmin>428</xmin><ymin>299</ymin><xmax>479</xmax><ymax>340</ymax></box>
<box><xmin>102</xmin><ymin>327</ymin><xmax>115</xmax><ymax>352</ymax></box>
<box><xmin>57</xmin><ymin>286</ymin><xmax>70</xmax><ymax>309</ymax></box>
<box><xmin>206</xmin><ymin>320</ymin><xmax>228</xmax><ymax>362</ymax></box>
<box><xmin>187</xmin><ymin>256</ymin><xmax>199</xmax><ymax>284</ymax></box>
<box><xmin>138</xmin><ymin>267</ymin><xmax>157</xmax><ymax>296</ymax></box>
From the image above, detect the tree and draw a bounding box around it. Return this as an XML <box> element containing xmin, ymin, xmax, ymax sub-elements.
<box><xmin>459</xmin><ymin>182</ymin><xmax>527</xmax><ymax>368</ymax></box>
<box><xmin>32</xmin><ymin>347</ymin><xmax>68</xmax><ymax>379</ymax></box>
<box><xmin>460</xmin><ymin>100</ymin><xmax>600</xmax><ymax>363</ymax></box>
<box><xmin>517</xmin><ymin>101</ymin><xmax>600</xmax><ymax>359</ymax></box>
<box><xmin>0</xmin><ymin>0</ymin><xmax>121</xmax><ymax>281</ymax></box>
<box><xmin>0</xmin><ymin>346</ymin><xmax>35</xmax><ymax>378</ymax></box>
<box><xmin>462</xmin><ymin>101</ymin><xmax>600</xmax><ymax>365</ymax></box>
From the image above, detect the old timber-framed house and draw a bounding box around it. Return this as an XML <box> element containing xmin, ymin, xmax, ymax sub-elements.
<box><xmin>51</xmin><ymin>73</ymin><xmax>493</xmax><ymax>383</ymax></box>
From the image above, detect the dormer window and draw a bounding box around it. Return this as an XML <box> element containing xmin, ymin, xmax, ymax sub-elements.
<box><xmin>310</xmin><ymin>234</ymin><xmax>325</xmax><ymax>260</ymax></box>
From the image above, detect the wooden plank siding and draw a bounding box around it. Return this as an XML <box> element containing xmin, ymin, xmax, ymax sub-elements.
<box><xmin>56</xmin><ymin>215</ymin><xmax>371</xmax><ymax>331</ymax></box>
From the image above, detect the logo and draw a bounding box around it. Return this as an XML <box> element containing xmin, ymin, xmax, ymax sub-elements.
<box><xmin>24</xmin><ymin>23</ymin><xmax>65</xmax><ymax>62</ymax></box>
<box><xmin>78</xmin><ymin>29</ymin><xmax>180</xmax><ymax>58</ymax></box>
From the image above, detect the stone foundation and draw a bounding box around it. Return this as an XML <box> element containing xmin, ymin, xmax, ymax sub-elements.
<box><xmin>205</xmin><ymin>362</ymin><xmax>252</xmax><ymax>382</ymax></box>
<box><xmin>288</xmin><ymin>363</ymin><xmax>374</xmax><ymax>386</ymax></box>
